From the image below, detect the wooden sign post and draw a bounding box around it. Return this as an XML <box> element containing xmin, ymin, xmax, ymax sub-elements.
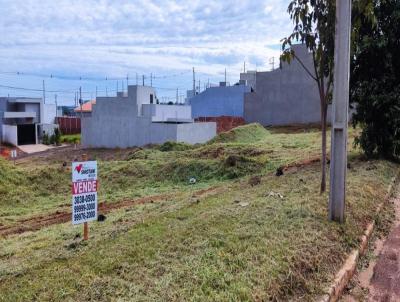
<box><xmin>82</xmin><ymin>154</ymin><xmax>89</xmax><ymax>240</ymax></box>
<box><xmin>72</xmin><ymin>153</ymin><xmax>98</xmax><ymax>240</ymax></box>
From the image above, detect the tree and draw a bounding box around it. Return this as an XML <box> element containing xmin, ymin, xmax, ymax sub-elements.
<box><xmin>281</xmin><ymin>0</ymin><xmax>374</xmax><ymax>193</ymax></box>
<box><xmin>281</xmin><ymin>0</ymin><xmax>336</xmax><ymax>193</ymax></box>
<box><xmin>351</xmin><ymin>0</ymin><xmax>400</xmax><ymax>160</ymax></box>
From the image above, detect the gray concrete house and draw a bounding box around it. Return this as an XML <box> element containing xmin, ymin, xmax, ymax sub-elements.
<box><xmin>81</xmin><ymin>85</ymin><xmax>216</xmax><ymax>148</ymax></box>
<box><xmin>0</xmin><ymin>97</ymin><xmax>57</xmax><ymax>146</ymax></box>
<box><xmin>240</xmin><ymin>44</ymin><xmax>332</xmax><ymax>126</ymax></box>
<box><xmin>188</xmin><ymin>82</ymin><xmax>251</xmax><ymax>118</ymax></box>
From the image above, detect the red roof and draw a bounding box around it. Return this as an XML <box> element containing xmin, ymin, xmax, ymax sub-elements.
<box><xmin>74</xmin><ymin>100</ymin><xmax>96</xmax><ymax>113</ymax></box>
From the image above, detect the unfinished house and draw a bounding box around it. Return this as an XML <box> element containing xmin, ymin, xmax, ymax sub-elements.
<box><xmin>81</xmin><ymin>85</ymin><xmax>216</xmax><ymax>148</ymax></box>
<box><xmin>0</xmin><ymin>97</ymin><xmax>57</xmax><ymax>146</ymax></box>
<box><xmin>240</xmin><ymin>44</ymin><xmax>331</xmax><ymax>126</ymax></box>
<box><xmin>187</xmin><ymin>82</ymin><xmax>250</xmax><ymax>133</ymax></box>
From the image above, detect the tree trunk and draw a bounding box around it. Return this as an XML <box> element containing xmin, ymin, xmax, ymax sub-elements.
<box><xmin>320</xmin><ymin>105</ymin><xmax>328</xmax><ymax>193</ymax></box>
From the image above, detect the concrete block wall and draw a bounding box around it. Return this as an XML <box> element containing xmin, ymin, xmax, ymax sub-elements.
<box><xmin>190</xmin><ymin>84</ymin><xmax>250</xmax><ymax>118</ymax></box>
<box><xmin>242</xmin><ymin>44</ymin><xmax>332</xmax><ymax>126</ymax></box>
<box><xmin>195</xmin><ymin>116</ymin><xmax>245</xmax><ymax>133</ymax></box>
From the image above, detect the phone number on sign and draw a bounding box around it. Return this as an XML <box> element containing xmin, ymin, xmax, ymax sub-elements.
<box><xmin>74</xmin><ymin>194</ymin><xmax>96</xmax><ymax>204</ymax></box>
<box><xmin>74</xmin><ymin>203</ymin><xmax>96</xmax><ymax>213</ymax></box>
<box><xmin>74</xmin><ymin>211</ymin><xmax>96</xmax><ymax>222</ymax></box>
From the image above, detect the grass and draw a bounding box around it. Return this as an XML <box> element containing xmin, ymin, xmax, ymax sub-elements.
<box><xmin>0</xmin><ymin>123</ymin><xmax>398</xmax><ymax>301</ymax></box>
<box><xmin>60</xmin><ymin>134</ymin><xmax>80</xmax><ymax>144</ymax></box>
<box><xmin>0</xmin><ymin>124</ymin><xmax>329</xmax><ymax>225</ymax></box>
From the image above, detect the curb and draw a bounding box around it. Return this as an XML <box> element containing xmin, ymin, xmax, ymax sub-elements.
<box><xmin>319</xmin><ymin>169</ymin><xmax>400</xmax><ymax>302</ymax></box>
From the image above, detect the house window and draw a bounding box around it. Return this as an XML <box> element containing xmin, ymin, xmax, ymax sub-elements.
<box><xmin>150</xmin><ymin>94</ymin><xmax>154</xmax><ymax>104</ymax></box>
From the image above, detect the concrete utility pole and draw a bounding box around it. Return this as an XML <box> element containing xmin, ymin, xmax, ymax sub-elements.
<box><xmin>224</xmin><ymin>68</ymin><xmax>227</xmax><ymax>83</ymax></box>
<box><xmin>42</xmin><ymin>80</ymin><xmax>46</xmax><ymax>104</ymax></box>
<box><xmin>55</xmin><ymin>94</ymin><xmax>58</xmax><ymax>117</ymax></box>
<box><xmin>192</xmin><ymin>67</ymin><xmax>195</xmax><ymax>95</ymax></box>
<box><xmin>329</xmin><ymin>0</ymin><xmax>352</xmax><ymax>223</ymax></box>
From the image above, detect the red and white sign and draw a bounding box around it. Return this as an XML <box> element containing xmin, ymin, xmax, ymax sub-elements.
<box><xmin>72</xmin><ymin>161</ymin><xmax>98</xmax><ymax>225</ymax></box>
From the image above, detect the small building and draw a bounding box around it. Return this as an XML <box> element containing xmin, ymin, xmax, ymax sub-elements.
<box><xmin>0</xmin><ymin>97</ymin><xmax>57</xmax><ymax>146</ymax></box>
<box><xmin>74</xmin><ymin>100</ymin><xmax>96</xmax><ymax>117</ymax></box>
<box><xmin>188</xmin><ymin>82</ymin><xmax>251</xmax><ymax>118</ymax></box>
<box><xmin>240</xmin><ymin>44</ymin><xmax>332</xmax><ymax>126</ymax></box>
<box><xmin>81</xmin><ymin>85</ymin><xmax>216</xmax><ymax>148</ymax></box>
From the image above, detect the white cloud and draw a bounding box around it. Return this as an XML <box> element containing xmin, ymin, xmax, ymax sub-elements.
<box><xmin>0</xmin><ymin>0</ymin><xmax>291</xmax><ymax>101</ymax></box>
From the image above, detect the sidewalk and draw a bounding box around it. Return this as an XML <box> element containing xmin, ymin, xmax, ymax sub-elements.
<box><xmin>343</xmin><ymin>185</ymin><xmax>400</xmax><ymax>301</ymax></box>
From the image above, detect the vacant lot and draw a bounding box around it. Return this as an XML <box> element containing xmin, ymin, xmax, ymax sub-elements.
<box><xmin>0</xmin><ymin>124</ymin><xmax>397</xmax><ymax>301</ymax></box>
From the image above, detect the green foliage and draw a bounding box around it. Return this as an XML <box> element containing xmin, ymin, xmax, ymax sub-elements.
<box><xmin>281</xmin><ymin>0</ymin><xmax>336</xmax><ymax>100</ymax></box>
<box><xmin>42</xmin><ymin>133</ymin><xmax>50</xmax><ymax>145</ymax></box>
<box><xmin>53</xmin><ymin>128</ymin><xmax>61</xmax><ymax>146</ymax></box>
<box><xmin>49</xmin><ymin>134</ymin><xmax>55</xmax><ymax>145</ymax></box>
<box><xmin>352</xmin><ymin>0</ymin><xmax>400</xmax><ymax>160</ymax></box>
<box><xmin>61</xmin><ymin>134</ymin><xmax>81</xmax><ymax>144</ymax></box>
<box><xmin>158</xmin><ymin>141</ymin><xmax>193</xmax><ymax>152</ymax></box>
<box><xmin>209</xmin><ymin>123</ymin><xmax>270</xmax><ymax>144</ymax></box>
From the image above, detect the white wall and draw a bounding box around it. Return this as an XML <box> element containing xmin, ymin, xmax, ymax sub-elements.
<box><xmin>142</xmin><ymin>104</ymin><xmax>192</xmax><ymax>122</ymax></box>
<box><xmin>2</xmin><ymin>125</ymin><xmax>18</xmax><ymax>146</ymax></box>
<box><xmin>42</xmin><ymin>104</ymin><xmax>57</xmax><ymax>124</ymax></box>
<box><xmin>25</xmin><ymin>103</ymin><xmax>41</xmax><ymax>123</ymax></box>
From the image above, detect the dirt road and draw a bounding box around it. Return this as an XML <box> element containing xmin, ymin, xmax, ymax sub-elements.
<box><xmin>343</xmin><ymin>186</ymin><xmax>400</xmax><ymax>301</ymax></box>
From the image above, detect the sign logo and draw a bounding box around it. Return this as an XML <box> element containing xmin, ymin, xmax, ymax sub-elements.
<box><xmin>75</xmin><ymin>164</ymin><xmax>83</xmax><ymax>173</ymax></box>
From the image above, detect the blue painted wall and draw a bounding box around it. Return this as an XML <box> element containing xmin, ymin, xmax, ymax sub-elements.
<box><xmin>190</xmin><ymin>84</ymin><xmax>250</xmax><ymax>118</ymax></box>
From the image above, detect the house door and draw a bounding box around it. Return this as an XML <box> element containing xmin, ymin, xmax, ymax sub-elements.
<box><xmin>17</xmin><ymin>124</ymin><xmax>36</xmax><ymax>145</ymax></box>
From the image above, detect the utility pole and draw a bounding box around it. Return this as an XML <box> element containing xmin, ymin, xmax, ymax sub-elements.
<box><xmin>224</xmin><ymin>68</ymin><xmax>227</xmax><ymax>83</ymax></box>
<box><xmin>192</xmin><ymin>67</ymin><xmax>195</xmax><ymax>95</ymax></box>
<box><xmin>126</xmin><ymin>74</ymin><xmax>129</xmax><ymax>89</ymax></box>
<box><xmin>244</xmin><ymin>61</ymin><xmax>246</xmax><ymax>73</ymax></box>
<box><xmin>150</xmin><ymin>73</ymin><xmax>153</xmax><ymax>87</ymax></box>
<box><xmin>95</xmin><ymin>86</ymin><xmax>98</xmax><ymax>98</ymax></box>
<box><xmin>55</xmin><ymin>94</ymin><xmax>58</xmax><ymax>117</ymax></box>
<box><xmin>329</xmin><ymin>0</ymin><xmax>352</xmax><ymax>223</ymax></box>
<box><xmin>136</xmin><ymin>73</ymin><xmax>138</xmax><ymax>85</ymax></box>
<box><xmin>79</xmin><ymin>86</ymin><xmax>83</xmax><ymax>120</ymax></box>
<box><xmin>176</xmin><ymin>88</ymin><xmax>179</xmax><ymax>104</ymax></box>
<box><xmin>270</xmin><ymin>57</ymin><xmax>275</xmax><ymax>70</ymax></box>
<box><xmin>42</xmin><ymin>80</ymin><xmax>46</xmax><ymax>104</ymax></box>
<box><xmin>142</xmin><ymin>75</ymin><xmax>145</xmax><ymax>86</ymax></box>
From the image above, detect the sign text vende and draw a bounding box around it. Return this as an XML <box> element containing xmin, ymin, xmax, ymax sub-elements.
<box><xmin>72</xmin><ymin>180</ymin><xmax>98</xmax><ymax>194</ymax></box>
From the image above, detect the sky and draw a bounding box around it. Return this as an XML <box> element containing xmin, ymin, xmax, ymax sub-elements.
<box><xmin>0</xmin><ymin>0</ymin><xmax>292</xmax><ymax>105</ymax></box>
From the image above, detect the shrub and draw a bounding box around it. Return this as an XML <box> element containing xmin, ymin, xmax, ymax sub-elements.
<box><xmin>54</xmin><ymin>128</ymin><xmax>61</xmax><ymax>146</ymax></box>
<box><xmin>42</xmin><ymin>133</ymin><xmax>50</xmax><ymax>145</ymax></box>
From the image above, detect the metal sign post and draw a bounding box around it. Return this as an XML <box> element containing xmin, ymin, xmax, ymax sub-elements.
<box><xmin>329</xmin><ymin>0</ymin><xmax>352</xmax><ymax>223</ymax></box>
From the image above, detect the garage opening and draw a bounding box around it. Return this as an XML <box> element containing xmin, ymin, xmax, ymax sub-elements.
<box><xmin>17</xmin><ymin>124</ymin><xmax>36</xmax><ymax>145</ymax></box>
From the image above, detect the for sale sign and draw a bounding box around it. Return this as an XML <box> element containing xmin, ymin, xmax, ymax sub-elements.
<box><xmin>72</xmin><ymin>161</ymin><xmax>98</xmax><ymax>224</ymax></box>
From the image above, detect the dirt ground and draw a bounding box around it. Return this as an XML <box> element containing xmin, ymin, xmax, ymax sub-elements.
<box><xmin>0</xmin><ymin>186</ymin><xmax>222</xmax><ymax>237</ymax></box>
<box><xmin>342</xmin><ymin>186</ymin><xmax>400</xmax><ymax>302</ymax></box>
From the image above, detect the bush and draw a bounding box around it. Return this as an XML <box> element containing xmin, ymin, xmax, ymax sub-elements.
<box><xmin>54</xmin><ymin>128</ymin><xmax>61</xmax><ymax>146</ymax></box>
<box><xmin>351</xmin><ymin>0</ymin><xmax>400</xmax><ymax>160</ymax></box>
<box><xmin>49</xmin><ymin>134</ymin><xmax>55</xmax><ymax>145</ymax></box>
<box><xmin>42</xmin><ymin>133</ymin><xmax>50</xmax><ymax>145</ymax></box>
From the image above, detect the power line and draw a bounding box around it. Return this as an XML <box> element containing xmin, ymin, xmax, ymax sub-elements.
<box><xmin>0</xmin><ymin>70</ymin><xmax>192</xmax><ymax>82</ymax></box>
